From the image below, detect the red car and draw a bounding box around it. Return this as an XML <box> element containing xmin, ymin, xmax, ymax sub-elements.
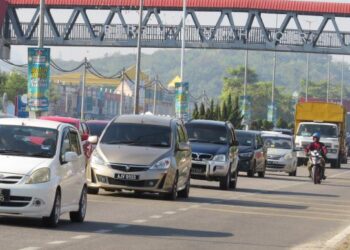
<box><xmin>40</xmin><ymin>116</ymin><xmax>93</xmax><ymax>159</ymax></box>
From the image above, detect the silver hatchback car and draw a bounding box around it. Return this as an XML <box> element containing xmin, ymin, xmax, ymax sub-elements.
<box><xmin>87</xmin><ymin>115</ymin><xmax>192</xmax><ymax>200</ymax></box>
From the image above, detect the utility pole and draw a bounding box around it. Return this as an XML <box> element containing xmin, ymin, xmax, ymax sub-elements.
<box><xmin>271</xmin><ymin>51</ymin><xmax>277</xmax><ymax>124</ymax></box>
<box><xmin>133</xmin><ymin>0</ymin><xmax>144</xmax><ymax>114</ymax></box>
<box><xmin>38</xmin><ymin>0</ymin><xmax>45</xmax><ymax>49</ymax></box>
<box><xmin>327</xmin><ymin>56</ymin><xmax>330</xmax><ymax>103</ymax></box>
<box><xmin>119</xmin><ymin>68</ymin><xmax>125</xmax><ymax>115</ymax></box>
<box><xmin>306</xmin><ymin>53</ymin><xmax>310</xmax><ymax>101</ymax></box>
<box><xmin>243</xmin><ymin>50</ymin><xmax>248</xmax><ymax>118</ymax></box>
<box><xmin>80</xmin><ymin>57</ymin><xmax>87</xmax><ymax>120</ymax></box>
<box><xmin>341</xmin><ymin>55</ymin><xmax>344</xmax><ymax>104</ymax></box>
<box><xmin>180</xmin><ymin>0</ymin><xmax>187</xmax><ymax>81</ymax></box>
<box><xmin>153</xmin><ymin>76</ymin><xmax>158</xmax><ymax>115</ymax></box>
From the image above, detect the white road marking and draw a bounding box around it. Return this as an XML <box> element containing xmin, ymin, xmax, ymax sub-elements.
<box><xmin>150</xmin><ymin>215</ymin><xmax>163</xmax><ymax>219</ymax></box>
<box><xmin>71</xmin><ymin>235</ymin><xmax>91</xmax><ymax>240</ymax></box>
<box><xmin>94</xmin><ymin>229</ymin><xmax>112</xmax><ymax>234</ymax></box>
<box><xmin>324</xmin><ymin>224</ymin><xmax>350</xmax><ymax>249</ymax></box>
<box><xmin>115</xmin><ymin>224</ymin><xmax>130</xmax><ymax>228</ymax></box>
<box><xmin>47</xmin><ymin>241</ymin><xmax>67</xmax><ymax>245</ymax></box>
<box><xmin>18</xmin><ymin>248</ymin><xmax>41</xmax><ymax>250</ymax></box>
<box><xmin>163</xmin><ymin>211</ymin><xmax>176</xmax><ymax>215</ymax></box>
<box><xmin>178</xmin><ymin>208</ymin><xmax>189</xmax><ymax>211</ymax></box>
<box><xmin>132</xmin><ymin>219</ymin><xmax>147</xmax><ymax>223</ymax></box>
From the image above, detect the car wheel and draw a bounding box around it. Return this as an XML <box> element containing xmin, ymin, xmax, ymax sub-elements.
<box><xmin>70</xmin><ymin>186</ymin><xmax>87</xmax><ymax>223</ymax></box>
<box><xmin>87</xmin><ymin>187</ymin><xmax>99</xmax><ymax>195</ymax></box>
<box><xmin>178</xmin><ymin>174</ymin><xmax>190</xmax><ymax>198</ymax></box>
<box><xmin>258</xmin><ymin>171</ymin><xmax>265</xmax><ymax>178</ymax></box>
<box><xmin>230</xmin><ymin>169</ymin><xmax>238</xmax><ymax>189</ymax></box>
<box><xmin>43</xmin><ymin>189</ymin><xmax>61</xmax><ymax>227</ymax></box>
<box><xmin>220</xmin><ymin>167</ymin><xmax>231</xmax><ymax>190</ymax></box>
<box><xmin>247</xmin><ymin>161</ymin><xmax>255</xmax><ymax>177</ymax></box>
<box><xmin>164</xmin><ymin>173</ymin><xmax>178</xmax><ymax>201</ymax></box>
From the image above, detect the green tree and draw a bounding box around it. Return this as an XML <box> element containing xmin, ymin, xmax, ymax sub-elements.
<box><xmin>276</xmin><ymin>118</ymin><xmax>288</xmax><ymax>129</ymax></box>
<box><xmin>199</xmin><ymin>102</ymin><xmax>206</xmax><ymax>119</ymax></box>
<box><xmin>3</xmin><ymin>72</ymin><xmax>27</xmax><ymax>102</ymax></box>
<box><xmin>208</xmin><ymin>99</ymin><xmax>215</xmax><ymax>120</ymax></box>
<box><xmin>229</xmin><ymin>96</ymin><xmax>243</xmax><ymax>129</ymax></box>
<box><xmin>192</xmin><ymin>103</ymin><xmax>199</xmax><ymax>119</ymax></box>
<box><xmin>221</xmin><ymin>102</ymin><xmax>228</xmax><ymax>121</ymax></box>
<box><xmin>262</xmin><ymin>120</ymin><xmax>274</xmax><ymax>130</ymax></box>
<box><xmin>215</xmin><ymin>102</ymin><xmax>221</xmax><ymax>120</ymax></box>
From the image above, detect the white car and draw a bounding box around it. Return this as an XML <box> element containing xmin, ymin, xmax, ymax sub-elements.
<box><xmin>262</xmin><ymin>133</ymin><xmax>298</xmax><ymax>176</ymax></box>
<box><xmin>0</xmin><ymin>118</ymin><xmax>87</xmax><ymax>227</ymax></box>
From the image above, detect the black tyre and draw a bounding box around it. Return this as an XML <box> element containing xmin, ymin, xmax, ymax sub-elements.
<box><xmin>247</xmin><ymin>161</ymin><xmax>255</xmax><ymax>177</ymax></box>
<box><xmin>313</xmin><ymin>166</ymin><xmax>322</xmax><ymax>184</ymax></box>
<box><xmin>258</xmin><ymin>171</ymin><xmax>265</xmax><ymax>178</ymax></box>
<box><xmin>178</xmin><ymin>174</ymin><xmax>190</xmax><ymax>198</ymax></box>
<box><xmin>43</xmin><ymin>190</ymin><xmax>61</xmax><ymax>227</ymax></box>
<box><xmin>230</xmin><ymin>169</ymin><xmax>238</xmax><ymax>189</ymax></box>
<box><xmin>220</xmin><ymin>168</ymin><xmax>231</xmax><ymax>190</ymax></box>
<box><xmin>87</xmin><ymin>187</ymin><xmax>99</xmax><ymax>195</ymax></box>
<box><xmin>70</xmin><ymin>186</ymin><xmax>87</xmax><ymax>223</ymax></box>
<box><xmin>164</xmin><ymin>173</ymin><xmax>178</xmax><ymax>200</ymax></box>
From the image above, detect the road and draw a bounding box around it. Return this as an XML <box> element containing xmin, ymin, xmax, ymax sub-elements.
<box><xmin>1</xmin><ymin>165</ymin><xmax>350</xmax><ymax>250</ymax></box>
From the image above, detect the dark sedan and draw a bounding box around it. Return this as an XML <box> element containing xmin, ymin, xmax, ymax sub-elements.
<box><xmin>236</xmin><ymin>130</ymin><xmax>266</xmax><ymax>177</ymax></box>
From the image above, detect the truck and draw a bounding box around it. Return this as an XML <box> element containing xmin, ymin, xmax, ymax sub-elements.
<box><xmin>294</xmin><ymin>102</ymin><xmax>347</xmax><ymax>168</ymax></box>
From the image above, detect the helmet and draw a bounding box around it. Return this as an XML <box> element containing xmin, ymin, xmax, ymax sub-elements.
<box><xmin>312</xmin><ymin>132</ymin><xmax>321</xmax><ymax>139</ymax></box>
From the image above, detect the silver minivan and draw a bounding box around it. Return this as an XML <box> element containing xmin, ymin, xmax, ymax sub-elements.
<box><xmin>87</xmin><ymin>115</ymin><xmax>192</xmax><ymax>200</ymax></box>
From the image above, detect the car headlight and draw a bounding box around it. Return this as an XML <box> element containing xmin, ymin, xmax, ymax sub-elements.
<box><xmin>91</xmin><ymin>151</ymin><xmax>106</xmax><ymax>166</ymax></box>
<box><xmin>150</xmin><ymin>157</ymin><xmax>171</xmax><ymax>170</ymax></box>
<box><xmin>239</xmin><ymin>152</ymin><xmax>253</xmax><ymax>158</ymax></box>
<box><xmin>284</xmin><ymin>153</ymin><xmax>293</xmax><ymax>160</ymax></box>
<box><xmin>212</xmin><ymin>154</ymin><xmax>226</xmax><ymax>162</ymax></box>
<box><xmin>26</xmin><ymin>168</ymin><xmax>50</xmax><ymax>184</ymax></box>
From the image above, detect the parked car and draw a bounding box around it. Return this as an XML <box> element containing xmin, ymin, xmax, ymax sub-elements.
<box><xmin>236</xmin><ymin>130</ymin><xmax>266</xmax><ymax>177</ymax></box>
<box><xmin>86</xmin><ymin>120</ymin><xmax>109</xmax><ymax>149</ymax></box>
<box><xmin>0</xmin><ymin>118</ymin><xmax>87</xmax><ymax>227</ymax></box>
<box><xmin>262</xmin><ymin>133</ymin><xmax>298</xmax><ymax>176</ymax></box>
<box><xmin>185</xmin><ymin>120</ymin><xmax>239</xmax><ymax>190</ymax></box>
<box><xmin>87</xmin><ymin>114</ymin><xmax>192</xmax><ymax>200</ymax></box>
<box><xmin>40</xmin><ymin>116</ymin><xmax>93</xmax><ymax>159</ymax></box>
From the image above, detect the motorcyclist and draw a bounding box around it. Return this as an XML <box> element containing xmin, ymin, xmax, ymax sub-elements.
<box><xmin>305</xmin><ymin>132</ymin><xmax>327</xmax><ymax>179</ymax></box>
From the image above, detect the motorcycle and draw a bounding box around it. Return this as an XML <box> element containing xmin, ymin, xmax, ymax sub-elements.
<box><xmin>309</xmin><ymin>150</ymin><xmax>324</xmax><ymax>184</ymax></box>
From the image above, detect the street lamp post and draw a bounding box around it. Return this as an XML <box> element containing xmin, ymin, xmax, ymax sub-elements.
<box><xmin>271</xmin><ymin>51</ymin><xmax>277</xmax><ymax>124</ymax></box>
<box><xmin>327</xmin><ymin>56</ymin><xmax>330</xmax><ymax>103</ymax></box>
<box><xmin>38</xmin><ymin>0</ymin><xmax>45</xmax><ymax>49</ymax></box>
<box><xmin>243</xmin><ymin>50</ymin><xmax>248</xmax><ymax>121</ymax></box>
<box><xmin>80</xmin><ymin>57</ymin><xmax>87</xmax><ymax>120</ymax></box>
<box><xmin>305</xmin><ymin>20</ymin><xmax>313</xmax><ymax>102</ymax></box>
<box><xmin>341</xmin><ymin>55</ymin><xmax>344</xmax><ymax>104</ymax></box>
<box><xmin>133</xmin><ymin>0</ymin><xmax>144</xmax><ymax>114</ymax></box>
<box><xmin>180</xmin><ymin>0</ymin><xmax>187</xmax><ymax>81</ymax></box>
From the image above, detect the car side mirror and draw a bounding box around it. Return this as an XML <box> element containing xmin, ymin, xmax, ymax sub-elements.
<box><xmin>81</xmin><ymin>133</ymin><xmax>89</xmax><ymax>141</ymax></box>
<box><xmin>63</xmin><ymin>151</ymin><xmax>78</xmax><ymax>163</ymax></box>
<box><xmin>88</xmin><ymin>135</ymin><xmax>98</xmax><ymax>144</ymax></box>
<box><xmin>177</xmin><ymin>142</ymin><xmax>190</xmax><ymax>151</ymax></box>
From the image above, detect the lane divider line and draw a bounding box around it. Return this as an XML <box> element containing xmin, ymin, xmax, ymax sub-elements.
<box><xmin>71</xmin><ymin>235</ymin><xmax>91</xmax><ymax>240</ymax></box>
<box><xmin>132</xmin><ymin>219</ymin><xmax>148</xmax><ymax>223</ymax></box>
<box><xmin>150</xmin><ymin>215</ymin><xmax>163</xmax><ymax>219</ymax></box>
<box><xmin>47</xmin><ymin>241</ymin><xmax>67</xmax><ymax>245</ymax></box>
<box><xmin>163</xmin><ymin>211</ymin><xmax>176</xmax><ymax>215</ymax></box>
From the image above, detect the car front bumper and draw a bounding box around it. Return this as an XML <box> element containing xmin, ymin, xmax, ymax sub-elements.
<box><xmin>190</xmin><ymin>160</ymin><xmax>229</xmax><ymax>180</ymax></box>
<box><xmin>88</xmin><ymin>163</ymin><xmax>176</xmax><ymax>193</ymax></box>
<box><xmin>0</xmin><ymin>182</ymin><xmax>56</xmax><ymax>217</ymax></box>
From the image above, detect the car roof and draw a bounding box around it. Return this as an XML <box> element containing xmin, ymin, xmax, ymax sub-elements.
<box><xmin>86</xmin><ymin>120</ymin><xmax>110</xmax><ymax>124</ymax></box>
<box><xmin>0</xmin><ymin>118</ymin><xmax>65</xmax><ymax>129</ymax></box>
<box><xmin>114</xmin><ymin>114</ymin><xmax>175</xmax><ymax>127</ymax></box>
<box><xmin>186</xmin><ymin>119</ymin><xmax>227</xmax><ymax>126</ymax></box>
<box><xmin>40</xmin><ymin>116</ymin><xmax>80</xmax><ymax>124</ymax></box>
<box><xmin>262</xmin><ymin>132</ymin><xmax>293</xmax><ymax>139</ymax></box>
<box><xmin>236</xmin><ymin>130</ymin><xmax>261</xmax><ymax>135</ymax></box>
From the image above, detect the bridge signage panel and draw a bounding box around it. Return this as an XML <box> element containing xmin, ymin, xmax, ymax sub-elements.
<box><xmin>27</xmin><ymin>48</ymin><xmax>51</xmax><ymax>112</ymax></box>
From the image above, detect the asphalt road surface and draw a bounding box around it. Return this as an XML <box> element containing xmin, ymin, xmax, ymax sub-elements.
<box><xmin>1</xmin><ymin>165</ymin><xmax>350</xmax><ymax>250</ymax></box>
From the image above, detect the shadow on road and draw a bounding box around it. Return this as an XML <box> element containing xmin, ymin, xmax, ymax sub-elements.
<box><xmin>0</xmin><ymin>217</ymin><xmax>233</xmax><ymax>238</ymax></box>
<box><xmin>236</xmin><ymin>188</ymin><xmax>338</xmax><ymax>198</ymax></box>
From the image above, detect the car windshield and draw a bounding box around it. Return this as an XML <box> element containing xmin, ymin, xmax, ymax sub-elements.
<box><xmin>263</xmin><ymin>136</ymin><xmax>292</xmax><ymax>149</ymax></box>
<box><xmin>0</xmin><ymin>125</ymin><xmax>58</xmax><ymax>158</ymax></box>
<box><xmin>185</xmin><ymin>123</ymin><xmax>227</xmax><ymax>144</ymax></box>
<box><xmin>100</xmin><ymin>123</ymin><xmax>171</xmax><ymax>148</ymax></box>
<box><xmin>297</xmin><ymin>124</ymin><xmax>338</xmax><ymax>138</ymax></box>
<box><xmin>236</xmin><ymin>132</ymin><xmax>254</xmax><ymax>147</ymax></box>
<box><xmin>87</xmin><ymin>122</ymin><xmax>107</xmax><ymax>137</ymax></box>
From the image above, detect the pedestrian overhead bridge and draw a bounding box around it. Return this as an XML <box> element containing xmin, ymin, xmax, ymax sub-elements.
<box><xmin>2</xmin><ymin>0</ymin><xmax>350</xmax><ymax>54</ymax></box>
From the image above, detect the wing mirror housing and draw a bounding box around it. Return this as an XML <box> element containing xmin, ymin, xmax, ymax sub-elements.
<box><xmin>88</xmin><ymin>135</ymin><xmax>98</xmax><ymax>144</ymax></box>
<box><xmin>63</xmin><ymin>151</ymin><xmax>78</xmax><ymax>163</ymax></box>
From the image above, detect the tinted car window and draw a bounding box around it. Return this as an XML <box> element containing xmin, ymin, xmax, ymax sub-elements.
<box><xmin>185</xmin><ymin>123</ymin><xmax>227</xmax><ymax>145</ymax></box>
<box><xmin>69</xmin><ymin>131</ymin><xmax>82</xmax><ymax>155</ymax></box>
<box><xmin>101</xmin><ymin>123</ymin><xmax>171</xmax><ymax>148</ymax></box>
<box><xmin>86</xmin><ymin>123</ymin><xmax>107</xmax><ymax>137</ymax></box>
<box><xmin>0</xmin><ymin>125</ymin><xmax>58</xmax><ymax>158</ymax></box>
<box><xmin>263</xmin><ymin>136</ymin><xmax>292</xmax><ymax>149</ymax></box>
<box><xmin>236</xmin><ymin>132</ymin><xmax>255</xmax><ymax>147</ymax></box>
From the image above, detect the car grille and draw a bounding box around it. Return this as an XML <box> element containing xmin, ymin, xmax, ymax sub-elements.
<box><xmin>0</xmin><ymin>173</ymin><xmax>23</xmax><ymax>184</ymax></box>
<box><xmin>192</xmin><ymin>153</ymin><xmax>213</xmax><ymax>161</ymax></box>
<box><xmin>0</xmin><ymin>196</ymin><xmax>31</xmax><ymax>207</ymax></box>
<box><xmin>191</xmin><ymin>163</ymin><xmax>207</xmax><ymax>174</ymax></box>
<box><xmin>109</xmin><ymin>164</ymin><xmax>149</xmax><ymax>172</ymax></box>
<box><xmin>107</xmin><ymin>178</ymin><xmax>158</xmax><ymax>187</ymax></box>
<box><xmin>267</xmin><ymin>155</ymin><xmax>281</xmax><ymax>160</ymax></box>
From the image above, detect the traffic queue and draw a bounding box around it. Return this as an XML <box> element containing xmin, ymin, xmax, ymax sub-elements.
<box><xmin>0</xmin><ymin>101</ymin><xmax>346</xmax><ymax>227</ymax></box>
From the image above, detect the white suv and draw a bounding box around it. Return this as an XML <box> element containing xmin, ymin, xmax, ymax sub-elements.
<box><xmin>0</xmin><ymin>118</ymin><xmax>87</xmax><ymax>227</ymax></box>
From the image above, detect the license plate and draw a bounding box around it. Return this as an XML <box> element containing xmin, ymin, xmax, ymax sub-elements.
<box><xmin>268</xmin><ymin>161</ymin><xmax>277</xmax><ymax>165</ymax></box>
<box><xmin>191</xmin><ymin>168</ymin><xmax>204</xmax><ymax>174</ymax></box>
<box><xmin>115</xmin><ymin>174</ymin><xmax>138</xmax><ymax>180</ymax></box>
<box><xmin>0</xmin><ymin>189</ymin><xmax>10</xmax><ymax>202</ymax></box>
